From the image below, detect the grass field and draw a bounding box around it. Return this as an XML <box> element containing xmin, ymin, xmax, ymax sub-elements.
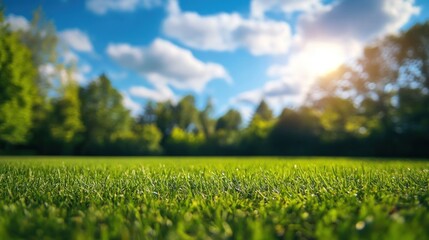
<box><xmin>0</xmin><ymin>157</ymin><xmax>428</xmax><ymax>239</ymax></box>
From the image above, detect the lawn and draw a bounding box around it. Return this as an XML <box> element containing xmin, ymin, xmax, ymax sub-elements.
<box><xmin>0</xmin><ymin>157</ymin><xmax>428</xmax><ymax>239</ymax></box>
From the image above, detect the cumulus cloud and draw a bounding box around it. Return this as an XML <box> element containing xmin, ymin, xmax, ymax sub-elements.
<box><xmin>86</xmin><ymin>0</ymin><xmax>161</xmax><ymax>15</ymax></box>
<box><xmin>298</xmin><ymin>0</ymin><xmax>420</xmax><ymax>43</ymax></box>
<box><xmin>232</xmin><ymin>78</ymin><xmax>300</xmax><ymax>107</ymax></box>
<box><xmin>5</xmin><ymin>14</ymin><xmax>30</xmax><ymax>31</ymax></box>
<box><xmin>62</xmin><ymin>50</ymin><xmax>79</xmax><ymax>64</ymax></box>
<box><xmin>251</xmin><ymin>0</ymin><xmax>322</xmax><ymax>18</ymax></box>
<box><xmin>107</xmin><ymin>38</ymin><xmax>230</xmax><ymax>93</ymax></box>
<box><xmin>232</xmin><ymin>89</ymin><xmax>262</xmax><ymax>106</ymax></box>
<box><xmin>129</xmin><ymin>81</ymin><xmax>176</xmax><ymax>103</ymax></box>
<box><xmin>60</xmin><ymin>29</ymin><xmax>94</xmax><ymax>52</ymax></box>
<box><xmin>163</xmin><ymin>0</ymin><xmax>292</xmax><ymax>55</ymax></box>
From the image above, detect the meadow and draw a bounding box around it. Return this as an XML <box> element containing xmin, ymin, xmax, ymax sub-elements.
<box><xmin>0</xmin><ymin>157</ymin><xmax>428</xmax><ymax>239</ymax></box>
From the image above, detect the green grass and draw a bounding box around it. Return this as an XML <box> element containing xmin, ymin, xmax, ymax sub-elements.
<box><xmin>0</xmin><ymin>157</ymin><xmax>428</xmax><ymax>239</ymax></box>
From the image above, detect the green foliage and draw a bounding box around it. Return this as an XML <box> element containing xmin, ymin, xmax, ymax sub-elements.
<box><xmin>213</xmin><ymin>109</ymin><xmax>242</xmax><ymax>151</ymax></box>
<box><xmin>0</xmin><ymin>25</ymin><xmax>36</xmax><ymax>144</ymax></box>
<box><xmin>197</xmin><ymin>98</ymin><xmax>215</xmax><ymax>138</ymax></box>
<box><xmin>12</xmin><ymin>8</ymin><xmax>60</xmax><ymax>153</ymax></box>
<box><xmin>241</xmin><ymin>115</ymin><xmax>275</xmax><ymax>155</ymax></box>
<box><xmin>175</xmin><ymin>95</ymin><xmax>198</xmax><ymax>131</ymax></box>
<box><xmin>16</xmin><ymin>8</ymin><xmax>57</xmax><ymax>105</ymax></box>
<box><xmin>246</xmin><ymin>115</ymin><xmax>274</xmax><ymax>140</ymax></box>
<box><xmin>154</xmin><ymin>101</ymin><xmax>175</xmax><ymax>137</ymax></box>
<box><xmin>269</xmin><ymin>108</ymin><xmax>322</xmax><ymax>154</ymax></box>
<box><xmin>213</xmin><ymin>129</ymin><xmax>241</xmax><ymax>148</ymax></box>
<box><xmin>216</xmin><ymin>109</ymin><xmax>242</xmax><ymax>132</ymax></box>
<box><xmin>133</xmin><ymin>124</ymin><xmax>163</xmax><ymax>154</ymax></box>
<box><xmin>0</xmin><ymin>157</ymin><xmax>428</xmax><ymax>239</ymax></box>
<box><xmin>314</xmin><ymin>97</ymin><xmax>368</xmax><ymax>141</ymax></box>
<box><xmin>80</xmin><ymin>74</ymin><xmax>133</xmax><ymax>152</ymax></box>
<box><xmin>49</xmin><ymin>70</ymin><xmax>84</xmax><ymax>153</ymax></box>
<box><xmin>167</xmin><ymin>127</ymin><xmax>205</xmax><ymax>155</ymax></box>
<box><xmin>252</xmin><ymin>100</ymin><xmax>273</xmax><ymax>122</ymax></box>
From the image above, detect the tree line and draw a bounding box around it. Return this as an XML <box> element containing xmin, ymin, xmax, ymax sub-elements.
<box><xmin>1</xmin><ymin>9</ymin><xmax>429</xmax><ymax>157</ymax></box>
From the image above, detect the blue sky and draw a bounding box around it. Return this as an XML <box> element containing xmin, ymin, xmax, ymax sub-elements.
<box><xmin>4</xmin><ymin>0</ymin><xmax>429</xmax><ymax>119</ymax></box>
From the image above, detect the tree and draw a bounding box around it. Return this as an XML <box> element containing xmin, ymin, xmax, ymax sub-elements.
<box><xmin>18</xmin><ymin>7</ymin><xmax>58</xmax><ymax>97</ymax></box>
<box><xmin>243</xmin><ymin>100</ymin><xmax>275</xmax><ymax>154</ymax></box>
<box><xmin>396</xmin><ymin>22</ymin><xmax>429</xmax><ymax>89</ymax></box>
<box><xmin>154</xmin><ymin>101</ymin><xmax>175</xmax><ymax>138</ymax></box>
<box><xmin>138</xmin><ymin>101</ymin><xmax>157</xmax><ymax>125</ymax></box>
<box><xmin>0</xmin><ymin>15</ymin><xmax>36</xmax><ymax>146</ymax></box>
<box><xmin>166</xmin><ymin>127</ymin><xmax>204</xmax><ymax>155</ymax></box>
<box><xmin>313</xmin><ymin>97</ymin><xmax>369</xmax><ymax>142</ymax></box>
<box><xmin>175</xmin><ymin>95</ymin><xmax>198</xmax><ymax>131</ymax></box>
<box><xmin>389</xmin><ymin>22</ymin><xmax>429</xmax><ymax>156</ymax></box>
<box><xmin>13</xmin><ymin>8</ymin><xmax>60</xmax><ymax>153</ymax></box>
<box><xmin>196</xmin><ymin>98</ymin><xmax>216</xmax><ymax>139</ymax></box>
<box><xmin>216</xmin><ymin>109</ymin><xmax>242</xmax><ymax>131</ymax></box>
<box><xmin>49</xmin><ymin>68</ymin><xmax>84</xmax><ymax>154</ymax></box>
<box><xmin>241</xmin><ymin>115</ymin><xmax>274</xmax><ymax>155</ymax></box>
<box><xmin>132</xmin><ymin>124</ymin><xmax>163</xmax><ymax>154</ymax></box>
<box><xmin>212</xmin><ymin>109</ymin><xmax>242</xmax><ymax>152</ymax></box>
<box><xmin>269</xmin><ymin>107</ymin><xmax>322</xmax><ymax>155</ymax></box>
<box><xmin>252</xmin><ymin>100</ymin><xmax>273</xmax><ymax>122</ymax></box>
<box><xmin>80</xmin><ymin>74</ymin><xmax>133</xmax><ymax>153</ymax></box>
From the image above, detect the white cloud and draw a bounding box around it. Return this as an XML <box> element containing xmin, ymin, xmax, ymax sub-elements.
<box><xmin>163</xmin><ymin>0</ymin><xmax>292</xmax><ymax>55</ymax></box>
<box><xmin>251</xmin><ymin>0</ymin><xmax>322</xmax><ymax>18</ymax></box>
<box><xmin>232</xmin><ymin>89</ymin><xmax>262</xmax><ymax>106</ymax></box>
<box><xmin>63</xmin><ymin>50</ymin><xmax>79</xmax><ymax>64</ymax></box>
<box><xmin>86</xmin><ymin>0</ymin><xmax>161</xmax><ymax>15</ymax></box>
<box><xmin>232</xmin><ymin>78</ymin><xmax>300</xmax><ymax>107</ymax></box>
<box><xmin>129</xmin><ymin>81</ymin><xmax>176</xmax><ymax>103</ymax></box>
<box><xmin>383</xmin><ymin>0</ymin><xmax>421</xmax><ymax>33</ymax></box>
<box><xmin>39</xmin><ymin>64</ymin><xmax>57</xmax><ymax>81</ymax></box>
<box><xmin>298</xmin><ymin>0</ymin><xmax>420</xmax><ymax>43</ymax></box>
<box><xmin>122</xmin><ymin>92</ymin><xmax>142</xmax><ymax>116</ymax></box>
<box><xmin>5</xmin><ymin>14</ymin><xmax>30</xmax><ymax>31</ymax></box>
<box><xmin>60</xmin><ymin>29</ymin><xmax>94</xmax><ymax>52</ymax></box>
<box><xmin>107</xmin><ymin>38</ymin><xmax>230</xmax><ymax>92</ymax></box>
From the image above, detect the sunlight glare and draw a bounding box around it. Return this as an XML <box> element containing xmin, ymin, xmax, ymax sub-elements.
<box><xmin>305</xmin><ymin>42</ymin><xmax>345</xmax><ymax>76</ymax></box>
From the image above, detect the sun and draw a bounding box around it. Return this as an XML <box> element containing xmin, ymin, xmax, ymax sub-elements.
<box><xmin>305</xmin><ymin>42</ymin><xmax>345</xmax><ymax>76</ymax></box>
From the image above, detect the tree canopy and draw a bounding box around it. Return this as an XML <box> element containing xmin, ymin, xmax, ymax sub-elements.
<box><xmin>0</xmin><ymin>16</ymin><xmax>36</xmax><ymax>145</ymax></box>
